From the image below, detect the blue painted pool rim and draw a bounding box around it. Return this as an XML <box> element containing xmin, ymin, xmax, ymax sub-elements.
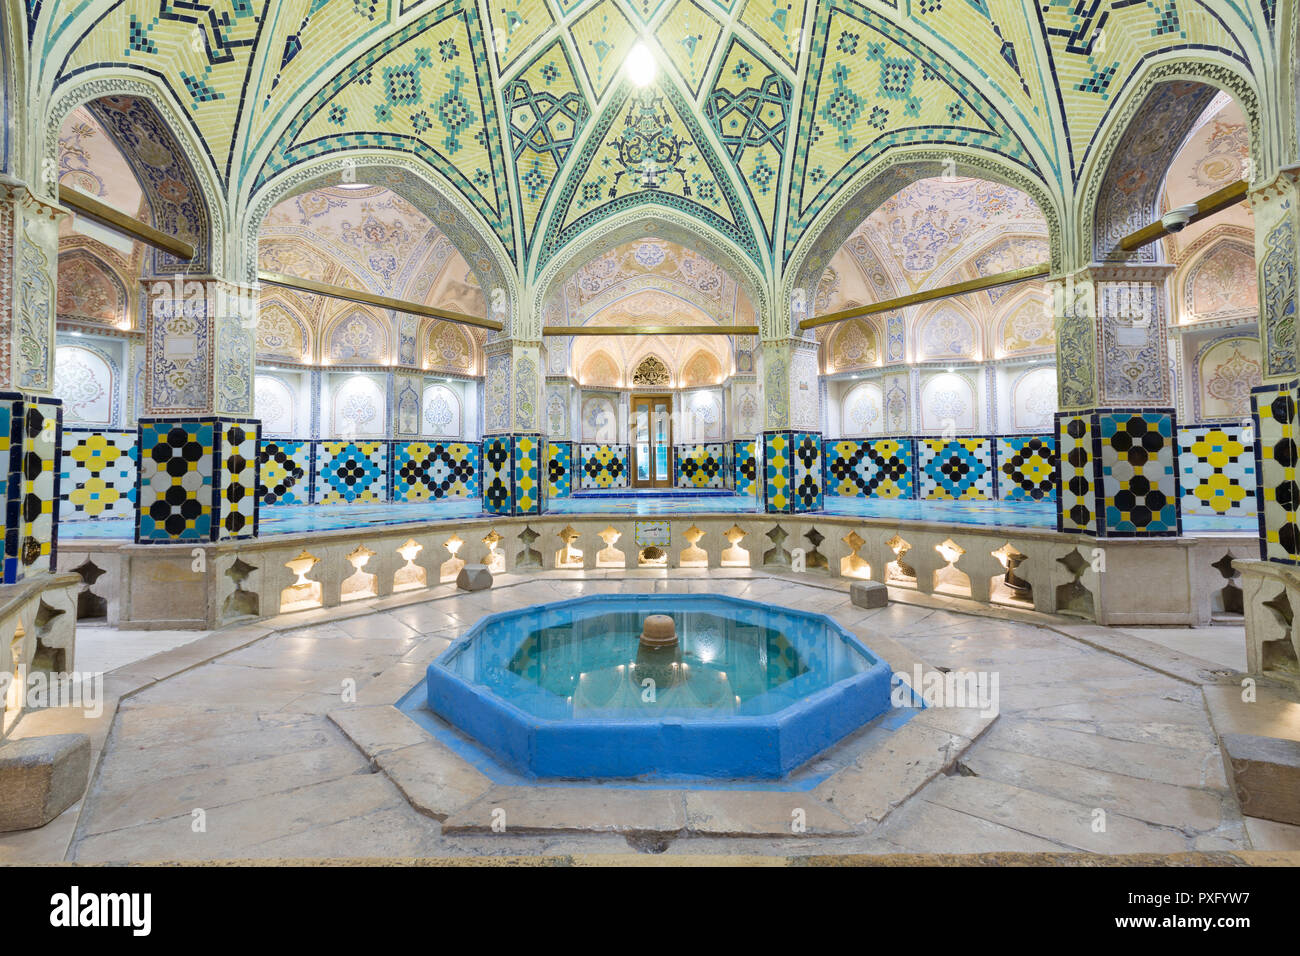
<box><xmin>424</xmin><ymin>593</ymin><xmax>895</xmax><ymax>781</ymax></box>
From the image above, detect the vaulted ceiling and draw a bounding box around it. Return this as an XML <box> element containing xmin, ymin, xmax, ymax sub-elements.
<box><xmin>27</xmin><ymin>0</ymin><xmax>1286</xmax><ymax>296</ymax></box>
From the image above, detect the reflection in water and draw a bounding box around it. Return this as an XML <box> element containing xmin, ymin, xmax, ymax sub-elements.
<box><xmin>441</xmin><ymin>602</ymin><xmax>875</xmax><ymax>719</ymax></box>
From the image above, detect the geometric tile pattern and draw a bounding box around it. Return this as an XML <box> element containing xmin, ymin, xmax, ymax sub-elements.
<box><xmin>547</xmin><ymin>441</ymin><xmax>572</xmax><ymax>499</ymax></box>
<box><xmin>1056</xmin><ymin>412</ymin><xmax>1098</xmax><ymax>535</ymax></box>
<box><xmin>764</xmin><ymin>431</ymin><xmax>822</xmax><ymax>513</ymax></box>
<box><xmin>763</xmin><ymin>430</ymin><xmax>793</xmax><ymax>512</ymax></box>
<box><xmin>918</xmin><ymin>438</ymin><xmax>994</xmax><ymax>500</ymax></box>
<box><xmin>1252</xmin><ymin>382</ymin><xmax>1300</xmax><ymax>562</ymax></box>
<box><xmin>258</xmin><ymin>439</ymin><xmax>311</xmax><ymax>506</ymax></box>
<box><xmin>1176</xmin><ymin>424</ymin><xmax>1256</xmax><ymax>518</ymax></box>
<box><xmin>391</xmin><ymin>440</ymin><xmax>479</xmax><ymax>501</ymax></box>
<box><xmin>136</xmin><ymin>419</ymin><xmax>216</xmax><ymax>543</ymax></box>
<box><xmin>996</xmin><ymin>435</ymin><xmax>1057</xmax><ymax>502</ymax></box>
<box><xmin>578</xmin><ymin>443</ymin><xmax>629</xmax><ymax>490</ymax></box>
<box><xmin>513</xmin><ymin>435</ymin><xmax>542</xmax><ymax>515</ymax></box>
<box><xmin>2</xmin><ymin>394</ymin><xmax>63</xmax><ymax>581</ymax></box>
<box><xmin>313</xmin><ymin>441</ymin><xmax>388</xmax><ymax>504</ymax></box>
<box><xmin>60</xmin><ymin>427</ymin><xmax>137</xmax><ymax>519</ymax></box>
<box><xmin>1098</xmin><ymin>410</ymin><xmax>1180</xmax><ymax>536</ymax></box>
<box><xmin>675</xmin><ymin>443</ymin><xmax>726</xmax><ymax>489</ymax></box>
<box><xmin>791</xmin><ymin>432</ymin><xmax>823</xmax><ymax>512</ymax></box>
<box><xmin>482</xmin><ymin>436</ymin><xmax>513</xmax><ymax>515</ymax></box>
<box><xmin>481</xmin><ymin>434</ymin><xmax>542</xmax><ymax>515</ymax></box>
<box><xmin>733</xmin><ymin>439</ymin><xmax>757</xmax><ymax>497</ymax></box>
<box><xmin>825</xmin><ymin>438</ymin><xmax>913</xmax><ymax>498</ymax></box>
<box><xmin>216</xmin><ymin>420</ymin><xmax>260</xmax><ymax>541</ymax></box>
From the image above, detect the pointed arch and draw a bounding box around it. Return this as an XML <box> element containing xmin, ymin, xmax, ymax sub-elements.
<box><xmin>784</xmin><ymin>148</ymin><xmax>1061</xmax><ymax>338</ymax></box>
<box><xmin>46</xmin><ymin>75</ymin><xmax>223</xmax><ymax>276</ymax></box>
<box><xmin>1076</xmin><ymin>57</ymin><xmax>1263</xmax><ymax>264</ymax></box>
<box><xmin>530</xmin><ymin>204</ymin><xmax>771</xmax><ymax>340</ymax></box>
<box><xmin>245</xmin><ymin>153</ymin><xmax>516</xmax><ymax>330</ymax></box>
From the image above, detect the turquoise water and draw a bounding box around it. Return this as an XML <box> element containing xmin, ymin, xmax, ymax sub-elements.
<box><xmin>440</xmin><ymin>597</ymin><xmax>877</xmax><ymax>720</ymax></box>
<box><xmin>424</xmin><ymin>593</ymin><xmax>895</xmax><ymax>778</ymax></box>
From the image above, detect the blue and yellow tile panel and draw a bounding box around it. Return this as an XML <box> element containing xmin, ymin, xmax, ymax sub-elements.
<box><xmin>60</xmin><ymin>427</ymin><xmax>138</xmax><ymax>520</ymax></box>
<box><xmin>764</xmin><ymin>431</ymin><xmax>822</xmax><ymax>513</ymax></box>
<box><xmin>1176</xmin><ymin>424</ymin><xmax>1256</xmax><ymax>519</ymax></box>
<box><xmin>482</xmin><ymin>436</ymin><xmax>513</xmax><ymax>515</ymax></box>
<box><xmin>1251</xmin><ymin>381</ymin><xmax>1299</xmax><ymax>563</ymax></box>
<box><xmin>1053</xmin><ymin>410</ymin><xmax>1181</xmax><ymax>538</ymax></box>
<box><xmin>824</xmin><ymin>438</ymin><xmax>915</xmax><ymax>499</ymax></box>
<box><xmin>546</xmin><ymin>441</ymin><xmax>572</xmax><ymax>499</ymax></box>
<box><xmin>1097</xmin><ymin>409</ymin><xmax>1180</xmax><ymax>536</ymax></box>
<box><xmin>996</xmin><ymin>436</ymin><xmax>1057</xmax><ymax>502</ymax></box>
<box><xmin>136</xmin><ymin>417</ymin><xmax>260</xmax><ymax>544</ymax></box>
<box><xmin>481</xmin><ymin>435</ymin><xmax>543</xmax><ymax>516</ymax></box>
<box><xmin>577</xmin><ymin>443</ymin><xmax>630</xmax><ymax>489</ymax></box>
<box><xmin>1055</xmin><ymin>413</ymin><xmax>1099</xmax><ymax>535</ymax></box>
<box><xmin>217</xmin><ymin>420</ymin><xmax>260</xmax><ymax>541</ymax></box>
<box><xmin>675</xmin><ymin>443</ymin><xmax>727</xmax><ymax>489</ymax></box>
<box><xmin>733</xmin><ymin>439</ymin><xmax>757</xmax><ymax>497</ymax></box>
<box><xmin>391</xmin><ymin>440</ymin><xmax>480</xmax><ymax>502</ymax></box>
<box><xmin>1</xmin><ymin>393</ymin><xmax>63</xmax><ymax>583</ymax></box>
<box><xmin>917</xmin><ymin>437</ymin><xmax>995</xmax><ymax>501</ymax></box>
<box><xmin>258</xmin><ymin>439</ymin><xmax>312</xmax><ymax>506</ymax></box>
<box><xmin>514</xmin><ymin>435</ymin><xmax>543</xmax><ymax>516</ymax></box>
<box><xmin>313</xmin><ymin>440</ymin><xmax>388</xmax><ymax>504</ymax></box>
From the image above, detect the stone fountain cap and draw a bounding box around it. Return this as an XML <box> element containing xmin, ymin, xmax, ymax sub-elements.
<box><xmin>638</xmin><ymin>613</ymin><xmax>678</xmax><ymax>649</ymax></box>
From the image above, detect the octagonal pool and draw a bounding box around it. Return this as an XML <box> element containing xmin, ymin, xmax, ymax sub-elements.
<box><xmin>425</xmin><ymin>594</ymin><xmax>893</xmax><ymax>779</ymax></box>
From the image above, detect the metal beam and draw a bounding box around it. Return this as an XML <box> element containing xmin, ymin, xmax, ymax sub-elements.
<box><xmin>258</xmin><ymin>271</ymin><xmax>502</xmax><ymax>332</ymax></box>
<box><xmin>59</xmin><ymin>184</ymin><xmax>195</xmax><ymax>260</ymax></box>
<box><xmin>1119</xmin><ymin>179</ymin><xmax>1249</xmax><ymax>251</ymax></box>
<box><xmin>542</xmin><ymin>325</ymin><xmax>760</xmax><ymax>336</ymax></box>
<box><xmin>798</xmin><ymin>264</ymin><xmax>1050</xmax><ymax>332</ymax></box>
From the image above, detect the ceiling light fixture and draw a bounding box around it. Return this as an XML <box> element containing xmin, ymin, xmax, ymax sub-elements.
<box><xmin>337</xmin><ymin>182</ymin><xmax>371</xmax><ymax>190</ymax></box>
<box><xmin>626</xmin><ymin>42</ymin><xmax>656</xmax><ymax>88</ymax></box>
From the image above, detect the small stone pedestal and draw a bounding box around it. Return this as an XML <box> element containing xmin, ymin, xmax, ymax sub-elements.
<box><xmin>850</xmin><ymin>580</ymin><xmax>888</xmax><ymax>609</ymax></box>
<box><xmin>456</xmin><ymin>564</ymin><xmax>493</xmax><ymax>592</ymax></box>
<box><xmin>0</xmin><ymin>734</ymin><xmax>91</xmax><ymax>831</ymax></box>
<box><xmin>1224</xmin><ymin>733</ymin><xmax>1300</xmax><ymax>825</ymax></box>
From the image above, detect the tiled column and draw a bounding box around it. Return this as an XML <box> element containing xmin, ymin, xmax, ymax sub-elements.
<box><xmin>761</xmin><ymin>337</ymin><xmax>822</xmax><ymax>513</ymax></box>
<box><xmin>135</xmin><ymin>276</ymin><xmax>260</xmax><ymax>542</ymax></box>
<box><xmin>1248</xmin><ymin>168</ymin><xmax>1300</xmax><ymax>562</ymax></box>
<box><xmin>0</xmin><ymin>180</ymin><xmax>66</xmax><ymax>581</ymax></box>
<box><xmin>543</xmin><ymin>376</ymin><xmax>575</xmax><ymax>499</ymax></box>
<box><xmin>480</xmin><ymin>340</ymin><xmax>544</xmax><ymax>516</ymax></box>
<box><xmin>1053</xmin><ymin>265</ymin><xmax>1181</xmax><ymax>537</ymax></box>
<box><xmin>136</xmin><ymin>418</ymin><xmax>260</xmax><ymax>542</ymax></box>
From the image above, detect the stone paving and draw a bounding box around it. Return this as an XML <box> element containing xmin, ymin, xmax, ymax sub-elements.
<box><xmin>2</xmin><ymin>571</ymin><xmax>1298</xmax><ymax>862</ymax></box>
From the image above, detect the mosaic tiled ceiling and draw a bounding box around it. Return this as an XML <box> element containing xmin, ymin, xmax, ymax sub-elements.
<box><xmin>34</xmin><ymin>0</ymin><xmax>1278</xmax><ymax>287</ymax></box>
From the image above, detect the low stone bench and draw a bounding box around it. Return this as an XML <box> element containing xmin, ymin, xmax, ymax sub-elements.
<box><xmin>0</xmin><ymin>733</ymin><xmax>91</xmax><ymax>831</ymax></box>
<box><xmin>850</xmin><ymin>580</ymin><xmax>888</xmax><ymax>609</ymax></box>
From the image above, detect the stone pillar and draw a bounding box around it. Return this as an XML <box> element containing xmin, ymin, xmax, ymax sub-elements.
<box><xmin>1053</xmin><ymin>265</ymin><xmax>1181</xmax><ymax>537</ymax></box>
<box><xmin>135</xmin><ymin>275</ymin><xmax>260</xmax><ymax>542</ymax></box>
<box><xmin>760</xmin><ymin>337</ymin><xmax>822</xmax><ymax>513</ymax></box>
<box><xmin>480</xmin><ymin>339</ymin><xmax>543</xmax><ymax>515</ymax></box>
<box><xmin>1248</xmin><ymin>168</ymin><xmax>1300</xmax><ymax>563</ymax></box>
<box><xmin>0</xmin><ymin>178</ymin><xmax>65</xmax><ymax>582</ymax></box>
